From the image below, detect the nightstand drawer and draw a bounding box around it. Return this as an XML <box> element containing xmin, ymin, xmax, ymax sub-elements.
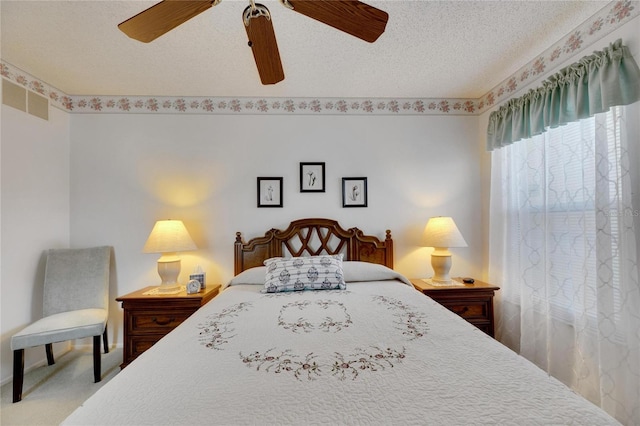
<box><xmin>410</xmin><ymin>279</ymin><xmax>500</xmax><ymax>338</ymax></box>
<box><xmin>441</xmin><ymin>302</ymin><xmax>489</xmax><ymax>320</ymax></box>
<box><xmin>472</xmin><ymin>323</ymin><xmax>492</xmax><ymax>335</ymax></box>
<box><xmin>128</xmin><ymin>335</ymin><xmax>162</xmax><ymax>361</ymax></box>
<box><xmin>128</xmin><ymin>311</ymin><xmax>192</xmax><ymax>333</ymax></box>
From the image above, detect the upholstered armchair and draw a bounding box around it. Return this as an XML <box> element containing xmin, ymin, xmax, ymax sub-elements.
<box><xmin>11</xmin><ymin>246</ymin><xmax>112</xmax><ymax>402</ymax></box>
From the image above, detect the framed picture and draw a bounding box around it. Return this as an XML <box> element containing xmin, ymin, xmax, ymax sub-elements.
<box><xmin>342</xmin><ymin>177</ymin><xmax>368</xmax><ymax>207</ymax></box>
<box><xmin>257</xmin><ymin>177</ymin><xmax>283</xmax><ymax>208</ymax></box>
<box><xmin>300</xmin><ymin>162</ymin><xmax>325</xmax><ymax>192</ymax></box>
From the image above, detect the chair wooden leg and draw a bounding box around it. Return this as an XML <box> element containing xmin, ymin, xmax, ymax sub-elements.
<box><xmin>93</xmin><ymin>335</ymin><xmax>101</xmax><ymax>383</ymax></box>
<box><xmin>45</xmin><ymin>343</ymin><xmax>55</xmax><ymax>365</ymax></box>
<box><xmin>102</xmin><ymin>327</ymin><xmax>109</xmax><ymax>354</ymax></box>
<box><xmin>13</xmin><ymin>349</ymin><xmax>24</xmax><ymax>403</ymax></box>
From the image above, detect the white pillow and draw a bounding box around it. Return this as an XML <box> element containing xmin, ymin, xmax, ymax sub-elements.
<box><xmin>228</xmin><ymin>266</ymin><xmax>267</xmax><ymax>286</ymax></box>
<box><xmin>263</xmin><ymin>254</ymin><xmax>346</xmax><ymax>293</ymax></box>
<box><xmin>342</xmin><ymin>261</ymin><xmax>412</xmax><ymax>286</ymax></box>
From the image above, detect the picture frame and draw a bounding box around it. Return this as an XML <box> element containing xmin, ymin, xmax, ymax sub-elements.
<box><xmin>300</xmin><ymin>162</ymin><xmax>326</xmax><ymax>193</ymax></box>
<box><xmin>257</xmin><ymin>177</ymin><xmax>283</xmax><ymax>208</ymax></box>
<box><xmin>342</xmin><ymin>177</ymin><xmax>368</xmax><ymax>207</ymax></box>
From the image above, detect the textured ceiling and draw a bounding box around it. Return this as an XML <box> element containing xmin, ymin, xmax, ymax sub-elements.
<box><xmin>1</xmin><ymin>0</ymin><xmax>609</xmax><ymax>99</ymax></box>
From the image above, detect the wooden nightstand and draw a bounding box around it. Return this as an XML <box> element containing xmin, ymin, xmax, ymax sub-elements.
<box><xmin>410</xmin><ymin>278</ymin><xmax>500</xmax><ymax>337</ymax></box>
<box><xmin>116</xmin><ymin>284</ymin><xmax>221</xmax><ymax>368</ymax></box>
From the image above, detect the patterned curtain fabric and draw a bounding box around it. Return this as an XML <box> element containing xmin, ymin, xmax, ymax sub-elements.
<box><xmin>488</xmin><ymin>104</ymin><xmax>640</xmax><ymax>424</ymax></box>
<box><xmin>487</xmin><ymin>39</ymin><xmax>640</xmax><ymax>150</ymax></box>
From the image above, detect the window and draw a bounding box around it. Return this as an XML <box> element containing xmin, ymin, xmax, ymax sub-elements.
<box><xmin>497</xmin><ymin>108</ymin><xmax>629</xmax><ymax>328</ymax></box>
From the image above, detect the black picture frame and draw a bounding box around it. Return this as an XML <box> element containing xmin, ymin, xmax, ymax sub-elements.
<box><xmin>300</xmin><ymin>162</ymin><xmax>326</xmax><ymax>193</ymax></box>
<box><xmin>257</xmin><ymin>177</ymin><xmax>283</xmax><ymax>208</ymax></box>
<box><xmin>342</xmin><ymin>177</ymin><xmax>368</xmax><ymax>207</ymax></box>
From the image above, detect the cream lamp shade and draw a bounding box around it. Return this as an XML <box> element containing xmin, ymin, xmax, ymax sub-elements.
<box><xmin>423</xmin><ymin>216</ymin><xmax>467</xmax><ymax>285</ymax></box>
<box><xmin>143</xmin><ymin>219</ymin><xmax>197</xmax><ymax>293</ymax></box>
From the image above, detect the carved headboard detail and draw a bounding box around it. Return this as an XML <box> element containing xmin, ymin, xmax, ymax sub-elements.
<box><xmin>234</xmin><ymin>218</ymin><xmax>393</xmax><ymax>275</ymax></box>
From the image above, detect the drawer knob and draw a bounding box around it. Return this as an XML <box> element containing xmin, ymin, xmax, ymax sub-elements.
<box><xmin>152</xmin><ymin>317</ymin><xmax>175</xmax><ymax>326</ymax></box>
<box><xmin>455</xmin><ymin>306</ymin><xmax>469</xmax><ymax>315</ymax></box>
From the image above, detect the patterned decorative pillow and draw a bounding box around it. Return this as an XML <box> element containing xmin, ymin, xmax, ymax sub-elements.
<box><xmin>263</xmin><ymin>254</ymin><xmax>346</xmax><ymax>293</ymax></box>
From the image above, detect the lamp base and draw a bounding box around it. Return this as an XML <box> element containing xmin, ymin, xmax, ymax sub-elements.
<box><xmin>156</xmin><ymin>254</ymin><xmax>182</xmax><ymax>293</ymax></box>
<box><xmin>157</xmin><ymin>283</ymin><xmax>182</xmax><ymax>293</ymax></box>
<box><xmin>421</xmin><ymin>278</ymin><xmax>465</xmax><ymax>287</ymax></box>
<box><xmin>430</xmin><ymin>250</ymin><xmax>453</xmax><ymax>284</ymax></box>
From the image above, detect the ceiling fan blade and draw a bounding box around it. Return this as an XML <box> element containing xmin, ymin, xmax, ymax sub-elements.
<box><xmin>118</xmin><ymin>0</ymin><xmax>216</xmax><ymax>43</ymax></box>
<box><xmin>243</xmin><ymin>4</ymin><xmax>285</xmax><ymax>85</ymax></box>
<box><xmin>285</xmin><ymin>0</ymin><xmax>388</xmax><ymax>43</ymax></box>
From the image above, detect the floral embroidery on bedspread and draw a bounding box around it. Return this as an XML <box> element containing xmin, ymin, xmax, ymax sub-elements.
<box><xmin>278</xmin><ymin>299</ymin><xmax>352</xmax><ymax>333</ymax></box>
<box><xmin>331</xmin><ymin>346</ymin><xmax>406</xmax><ymax>380</ymax></box>
<box><xmin>197</xmin><ymin>293</ymin><xmax>428</xmax><ymax>381</ymax></box>
<box><xmin>373</xmin><ymin>295</ymin><xmax>429</xmax><ymax>340</ymax></box>
<box><xmin>197</xmin><ymin>302</ymin><xmax>253</xmax><ymax>350</ymax></box>
<box><xmin>240</xmin><ymin>349</ymin><xmax>322</xmax><ymax>380</ymax></box>
<box><xmin>239</xmin><ymin>346</ymin><xmax>406</xmax><ymax>381</ymax></box>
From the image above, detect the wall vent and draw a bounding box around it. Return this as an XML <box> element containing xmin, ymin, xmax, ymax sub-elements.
<box><xmin>2</xmin><ymin>78</ymin><xmax>49</xmax><ymax>120</ymax></box>
<box><xmin>27</xmin><ymin>90</ymin><xmax>49</xmax><ymax>120</ymax></box>
<box><xmin>2</xmin><ymin>79</ymin><xmax>27</xmax><ymax>112</ymax></box>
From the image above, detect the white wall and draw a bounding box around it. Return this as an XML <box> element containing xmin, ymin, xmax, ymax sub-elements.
<box><xmin>69</xmin><ymin>112</ymin><xmax>482</xmax><ymax>345</ymax></box>
<box><xmin>0</xmin><ymin>104</ymin><xmax>71</xmax><ymax>383</ymax></box>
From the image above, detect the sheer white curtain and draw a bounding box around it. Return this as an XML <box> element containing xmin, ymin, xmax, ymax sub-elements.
<box><xmin>489</xmin><ymin>104</ymin><xmax>640</xmax><ymax>425</ymax></box>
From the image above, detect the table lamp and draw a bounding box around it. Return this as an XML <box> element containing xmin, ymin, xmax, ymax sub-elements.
<box><xmin>423</xmin><ymin>216</ymin><xmax>467</xmax><ymax>285</ymax></box>
<box><xmin>143</xmin><ymin>219</ymin><xmax>197</xmax><ymax>293</ymax></box>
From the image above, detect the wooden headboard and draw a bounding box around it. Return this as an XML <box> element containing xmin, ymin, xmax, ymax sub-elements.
<box><xmin>234</xmin><ymin>218</ymin><xmax>393</xmax><ymax>274</ymax></box>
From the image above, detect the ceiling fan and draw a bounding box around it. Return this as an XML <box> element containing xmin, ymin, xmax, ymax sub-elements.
<box><xmin>117</xmin><ymin>0</ymin><xmax>388</xmax><ymax>85</ymax></box>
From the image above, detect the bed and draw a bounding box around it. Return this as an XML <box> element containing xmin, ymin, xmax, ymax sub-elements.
<box><xmin>64</xmin><ymin>218</ymin><xmax>619</xmax><ymax>425</ymax></box>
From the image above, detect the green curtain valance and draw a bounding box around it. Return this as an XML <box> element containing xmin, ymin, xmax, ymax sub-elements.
<box><xmin>487</xmin><ymin>39</ymin><xmax>640</xmax><ymax>150</ymax></box>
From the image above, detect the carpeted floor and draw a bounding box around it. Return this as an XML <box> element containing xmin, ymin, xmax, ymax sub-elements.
<box><xmin>0</xmin><ymin>347</ymin><xmax>122</xmax><ymax>425</ymax></box>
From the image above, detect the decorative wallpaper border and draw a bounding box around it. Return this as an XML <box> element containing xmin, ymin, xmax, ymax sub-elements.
<box><xmin>1</xmin><ymin>0</ymin><xmax>637</xmax><ymax>116</ymax></box>
<box><xmin>477</xmin><ymin>0</ymin><xmax>639</xmax><ymax>111</ymax></box>
<box><xmin>0</xmin><ymin>61</ymin><xmax>478</xmax><ymax>116</ymax></box>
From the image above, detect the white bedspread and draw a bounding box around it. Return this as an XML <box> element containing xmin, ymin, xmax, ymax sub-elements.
<box><xmin>64</xmin><ymin>276</ymin><xmax>619</xmax><ymax>425</ymax></box>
